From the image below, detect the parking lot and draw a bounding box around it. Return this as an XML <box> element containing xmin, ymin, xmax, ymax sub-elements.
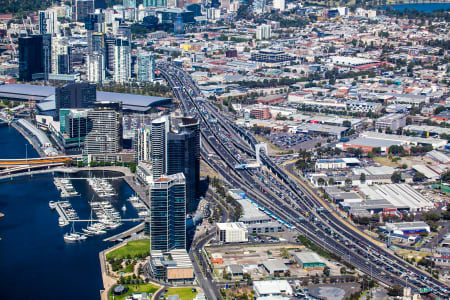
<box><xmin>263</xmin><ymin>133</ymin><xmax>327</xmax><ymax>151</ymax></box>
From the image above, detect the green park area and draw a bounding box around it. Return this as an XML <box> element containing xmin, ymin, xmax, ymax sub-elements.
<box><xmin>109</xmin><ymin>283</ymin><xmax>159</xmax><ymax>300</ymax></box>
<box><xmin>106</xmin><ymin>239</ymin><xmax>150</xmax><ymax>260</ymax></box>
<box><xmin>165</xmin><ymin>287</ymin><xmax>198</xmax><ymax>300</ymax></box>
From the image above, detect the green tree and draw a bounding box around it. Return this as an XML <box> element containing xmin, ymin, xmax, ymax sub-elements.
<box><xmin>342</xmin><ymin>120</ymin><xmax>352</xmax><ymax>127</ymax></box>
<box><xmin>360</xmin><ymin>173</ymin><xmax>366</xmax><ymax>184</ymax></box>
<box><xmin>323</xmin><ymin>266</ymin><xmax>330</xmax><ymax>276</ymax></box>
<box><xmin>391</xmin><ymin>171</ymin><xmax>402</xmax><ymax>183</ymax></box>
<box><xmin>434</xmin><ymin>106</ymin><xmax>446</xmax><ymax>115</ymax></box>
<box><xmin>413</xmin><ymin>172</ymin><xmax>426</xmax><ymax>182</ymax></box>
<box><xmin>345</xmin><ymin>178</ymin><xmax>352</xmax><ymax>186</ymax></box>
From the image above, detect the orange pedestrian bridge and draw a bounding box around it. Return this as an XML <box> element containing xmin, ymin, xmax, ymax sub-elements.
<box><xmin>0</xmin><ymin>156</ymin><xmax>75</xmax><ymax>168</ymax></box>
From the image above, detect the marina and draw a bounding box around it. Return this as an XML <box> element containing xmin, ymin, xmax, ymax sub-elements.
<box><xmin>87</xmin><ymin>177</ymin><xmax>117</xmax><ymax>198</ymax></box>
<box><xmin>0</xmin><ymin>125</ymin><xmax>142</xmax><ymax>299</ymax></box>
<box><xmin>54</xmin><ymin>177</ymin><xmax>79</xmax><ymax>197</ymax></box>
<box><xmin>127</xmin><ymin>194</ymin><xmax>150</xmax><ymax>218</ymax></box>
<box><xmin>51</xmin><ymin>200</ymin><xmax>79</xmax><ymax>227</ymax></box>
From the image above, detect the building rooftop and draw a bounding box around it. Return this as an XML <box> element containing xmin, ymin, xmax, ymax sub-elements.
<box><xmin>237</xmin><ymin>198</ymin><xmax>272</xmax><ymax>223</ymax></box>
<box><xmin>345</xmin><ymin>137</ymin><xmax>402</xmax><ymax>148</ymax></box>
<box><xmin>216</xmin><ymin>222</ymin><xmax>247</xmax><ymax>231</ymax></box>
<box><xmin>253</xmin><ymin>280</ymin><xmax>293</xmax><ymax>296</ymax></box>
<box><xmin>293</xmin><ymin>251</ymin><xmax>325</xmax><ymax>264</ymax></box>
<box><xmin>262</xmin><ymin>259</ymin><xmax>288</xmax><ymax>273</ymax></box>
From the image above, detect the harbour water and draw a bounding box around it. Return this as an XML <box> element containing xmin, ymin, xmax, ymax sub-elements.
<box><xmin>386</xmin><ymin>2</ymin><xmax>450</xmax><ymax>12</ymax></box>
<box><xmin>0</xmin><ymin>126</ymin><xmax>140</xmax><ymax>300</ymax></box>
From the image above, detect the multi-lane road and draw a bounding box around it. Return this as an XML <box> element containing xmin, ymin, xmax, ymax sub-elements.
<box><xmin>156</xmin><ymin>62</ymin><xmax>448</xmax><ymax>299</ymax></box>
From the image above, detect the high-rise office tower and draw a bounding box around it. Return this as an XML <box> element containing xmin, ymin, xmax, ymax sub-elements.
<box><xmin>55</xmin><ymin>82</ymin><xmax>97</xmax><ymax>119</ymax></box>
<box><xmin>73</xmin><ymin>0</ymin><xmax>95</xmax><ymax>22</ymax></box>
<box><xmin>123</xmin><ymin>0</ymin><xmax>137</xmax><ymax>8</ymax></box>
<box><xmin>135</xmin><ymin>126</ymin><xmax>152</xmax><ymax>162</ymax></box>
<box><xmin>51</xmin><ymin>37</ymin><xmax>72</xmax><ymax>75</ymax></box>
<box><xmin>253</xmin><ymin>0</ymin><xmax>266</xmax><ymax>14</ymax></box>
<box><xmin>273</xmin><ymin>0</ymin><xmax>285</xmax><ymax>11</ymax></box>
<box><xmin>105</xmin><ymin>36</ymin><xmax>116</xmax><ymax>71</ymax></box>
<box><xmin>151</xmin><ymin>116</ymin><xmax>169</xmax><ymax>179</ymax></box>
<box><xmin>174</xmin><ymin>14</ymin><xmax>184</xmax><ymax>35</ymax></box>
<box><xmin>167</xmin><ymin>117</ymin><xmax>200</xmax><ymax>213</ymax></box>
<box><xmin>180</xmin><ymin>117</ymin><xmax>200</xmax><ymax>194</ymax></box>
<box><xmin>221</xmin><ymin>0</ymin><xmax>230</xmax><ymax>10</ymax></box>
<box><xmin>114</xmin><ymin>38</ymin><xmax>131</xmax><ymax>83</ymax></box>
<box><xmin>137</xmin><ymin>53</ymin><xmax>155</xmax><ymax>83</ymax></box>
<box><xmin>39</xmin><ymin>9</ymin><xmax>59</xmax><ymax>35</ymax></box>
<box><xmin>18</xmin><ymin>35</ymin><xmax>43</xmax><ymax>81</ymax></box>
<box><xmin>87</xmin><ymin>51</ymin><xmax>105</xmax><ymax>83</ymax></box>
<box><xmin>85</xmin><ymin>101</ymin><xmax>123</xmax><ymax>154</ymax></box>
<box><xmin>86</xmin><ymin>13</ymin><xmax>104</xmax><ymax>56</ymax></box>
<box><xmin>149</xmin><ymin>173</ymin><xmax>186</xmax><ymax>252</ymax></box>
<box><xmin>143</xmin><ymin>0</ymin><xmax>166</xmax><ymax>7</ymax></box>
<box><xmin>42</xmin><ymin>34</ymin><xmax>52</xmax><ymax>81</ymax></box>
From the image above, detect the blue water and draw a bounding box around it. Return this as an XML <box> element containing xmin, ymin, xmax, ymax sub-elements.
<box><xmin>386</xmin><ymin>3</ymin><xmax>450</xmax><ymax>12</ymax></box>
<box><xmin>0</xmin><ymin>126</ymin><xmax>140</xmax><ymax>300</ymax></box>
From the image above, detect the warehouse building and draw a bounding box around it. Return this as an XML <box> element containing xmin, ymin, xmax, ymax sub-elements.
<box><xmin>216</xmin><ymin>222</ymin><xmax>248</xmax><ymax>243</ymax></box>
<box><xmin>426</xmin><ymin>150</ymin><xmax>450</xmax><ymax>164</ymax></box>
<box><xmin>262</xmin><ymin>259</ymin><xmax>289</xmax><ymax>277</ymax></box>
<box><xmin>403</xmin><ymin>125</ymin><xmax>450</xmax><ymax>138</ymax></box>
<box><xmin>293</xmin><ymin>252</ymin><xmax>326</xmax><ymax>270</ymax></box>
<box><xmin>359</xmin><ymin>132</ymin><xmax>447</xmax><ymax>149</ymax></box>
<box><xmin>359</xmin><ymin>184</ymin><xmax>434</xmax><ymax>212</ymax></box>
<box><xmin>385</xmin><ymin>221</ymin><xmax>430</xmax><ymax>236</ymax></box>
<box><xmin>250</xmin><ymin>49</ymin><xmax>296</xmax><ymax>64</ymax></box>
<box><xmin>253</xmin><ymin>280</ymin><xmax>293</xmax><ymax>297</ymax></box>
<box><xmin>315</xmin><ymin>158</ymin><xmax>360</xmax><ymax>170</ymax></box>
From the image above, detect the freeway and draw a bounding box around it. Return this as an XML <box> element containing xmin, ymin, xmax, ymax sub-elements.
<box><xmin>157</xmin><ymin>62</ymin><xmax>448</xmax><ymax>298</ymax></box>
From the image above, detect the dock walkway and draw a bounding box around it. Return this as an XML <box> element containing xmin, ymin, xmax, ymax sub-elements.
<box><xmin>103</xmin><ymin>222</ymin><xmax>145</xmax><ymax>242</ymax></box>
<box><xmin>55</xmin><ymin>202</ymin><xmax>69</xmax><ymax>227</ymax></box>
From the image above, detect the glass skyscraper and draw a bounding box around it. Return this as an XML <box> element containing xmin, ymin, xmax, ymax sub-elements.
<box><xmin>150</xmin><ymin>173</ymin><xmax>186</xmax><ymax>252</ymax></box>
<box><xmin>168</xmin><ymin>117</ymin><xmax>200</xmax><ymax>213</ymax></box>
<box><xmin>151</xmin><ymin>116</ymin><xmax>169</xmax><ymax>179</ymax></box>
<box><xmin>18</xmin><ymin>35</ymin><xmax>43</xmax><ymax>81</ymax></box>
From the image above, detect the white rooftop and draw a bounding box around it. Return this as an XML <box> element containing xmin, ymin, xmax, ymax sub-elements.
<box><xmin>253</xmin><ymin>280</ymin><xmax>293</xmax><ymax>296</ymax></box>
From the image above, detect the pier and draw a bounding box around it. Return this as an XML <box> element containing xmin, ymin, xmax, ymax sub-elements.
<box><xmin>55</xmin><ymin>202</ymin><xmax>70</xmax><ymax>227</ymax></box>
<box><xmin>103</xmin><ymin>222</ymin><xmax>146</xmax><ymax>242</ymax></box>
<box><xmin>123</xmin><ymin>176</ymin><xmax>150</xmax><ymax>210</ymax></box>
<box><xmin>54</xmin><ymin>178</ymin><xmax>79</xmax><ymax>198</ymax></box>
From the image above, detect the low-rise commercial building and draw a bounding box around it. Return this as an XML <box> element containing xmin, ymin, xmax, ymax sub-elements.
<box><xmin>293</xmin><ymin>252</ymin><xmax>326</xmax><ymax>270</ymax></box>
<box><xmin>216</xmin><ymin>222</ymin><xmax>248</xmax><ymax>243</ymax></box>
<box><xmin>262</xmin><ymin>259</ymin><xmax>289</xmax><ymax>277</ymax></box>
<box><xmin>385</xmin><ymin>221</ymin><xmax>430</xmax><ymax>236</ymax></box>
<box><xmin>375</xmin><ymin>114</ymin><xmax>406</xmax><ymax>132</ymax></box>
<box><xmin>253</xmin><ymin>280</ymin><xmax>293</xmax><ymax>297</ymax></box>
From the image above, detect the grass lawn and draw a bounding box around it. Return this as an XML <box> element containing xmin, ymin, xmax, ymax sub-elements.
<box><xmin>122</xmin><ymin>261</ymin><xmax>136</xmax><ymax>273</ymax></box>
<box><xmin>109</xmin><ymin>283</ymin><xmax>159</xmax><ymax>300</ymax></box>
<box><xmin>165</xmin><ymin>287</ymin><xmax>198</xmax><ymax>300</ymax></box>
<box><xmin>106</xmin><ymin>239</ymin><xmax>150</xmax><ymax>260</ymax></box>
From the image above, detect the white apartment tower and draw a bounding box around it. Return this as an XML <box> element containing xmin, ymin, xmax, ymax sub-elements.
<box><xmin>114</xmin><ymin>38</ymin><xmax>131</xmax><ymax>83</ymax></box>
<box><xmin>87</xmin><ymin>52</ymin><xmax>105</xmax><ymax>83</ymax></box>
<box><xmin>273</xmin><ymin>0</ymin><xmax>285</xmax><ymax>11</ymax></box>
<box><xmin>256</xmin><ymin>24</ymin><xmax>271</xmax><ymax>40</ymax></box>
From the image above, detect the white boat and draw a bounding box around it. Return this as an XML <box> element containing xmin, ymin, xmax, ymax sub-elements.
<box><xmin>121</xmin><ymin>205</ymin><xmax>127</xmax><ymax>212</ymax></box>
<box><xmin>138</xmin><ymin>211</ymin><xmax>148</xmax><ymax>217</ymax></box>
<box><xmin>58</xmin><ymin>217</ymin><xmax>67</xmax><ymax>227</ymax></box>
<box><xmin>82</xmin><ymin>228</ymin><xmax>94</xmax><ymax>235</ymax></box>
<box><xmin>63</xmin><ymin>233</ymin><xmax>78</xmax><ymax>243</ymax></box>
<box><xmin>108</xmin><ymin>222</ymin><xmax>121</xmax><ymax>229</ymax></box>
<box><xmin>49</xmin><ymin>201</ymin><xmax>57</xmax><ymax>209</ymax></box>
